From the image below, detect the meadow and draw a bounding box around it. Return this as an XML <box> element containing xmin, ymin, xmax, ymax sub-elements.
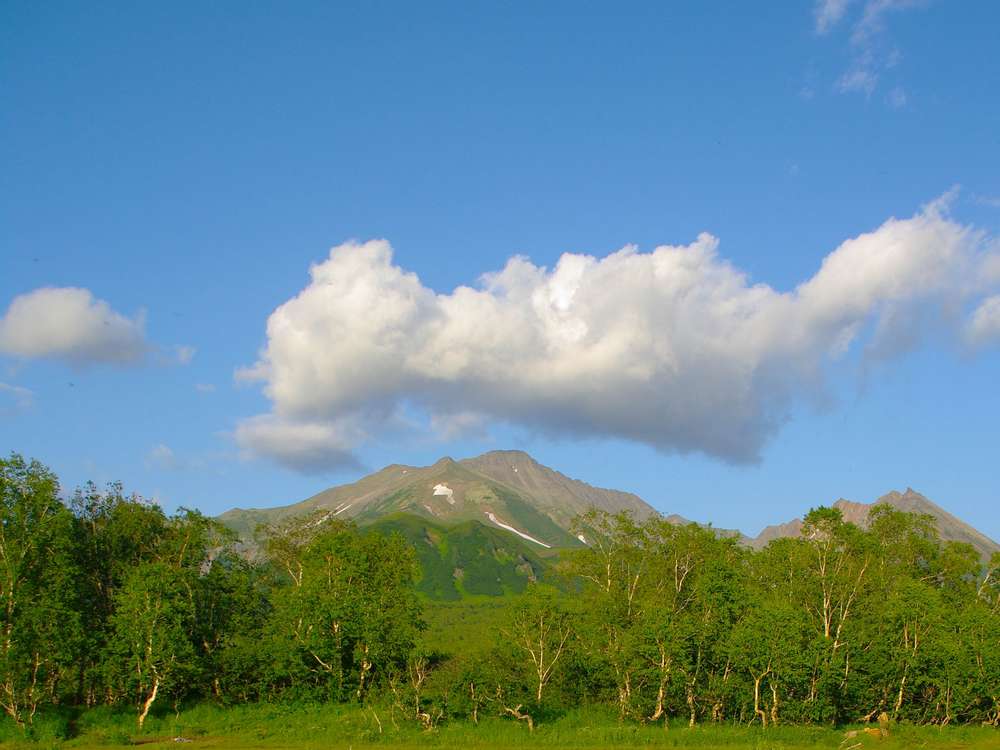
<box><xmin>3</xmin><ymin>703</ymin><xmax>999</xmax><ymax>750</ymax></box>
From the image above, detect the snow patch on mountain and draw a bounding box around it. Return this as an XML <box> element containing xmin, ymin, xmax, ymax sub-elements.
<box><xmin>484</xmin><ymin>511</ymin><xmax>551</xmax><ymax>548</ymax></box>
<box><xmin>433</xmin><ymin>483</ymin><xmax>455</xmax><ymax>504</ymax></box>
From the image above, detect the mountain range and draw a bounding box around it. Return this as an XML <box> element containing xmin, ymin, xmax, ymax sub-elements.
<box><xmin>219</xmin><ymin>449</ymin><xmax>657</xmax><ymax>549</ymax></box>
<box><xmin>219</xmin><ymin>450</ymin><xmax>999</xmax><ymax>598</ymax></box>
<box><xmin>752</xmin><ymin>487</ymin><xmax>999</xmax><ymax>559</ymax></box>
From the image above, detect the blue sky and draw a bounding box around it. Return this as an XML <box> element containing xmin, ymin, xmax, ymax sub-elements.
<box><xmin>2</xmin><ymin>1</ymin><xmax>999</xmax><ymax>540</ymax></box>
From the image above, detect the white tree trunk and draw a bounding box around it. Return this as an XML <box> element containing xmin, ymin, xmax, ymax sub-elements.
<box><xmin>137</xmin><ymin>677</ymin><xmax>159</xmax><ymax>729</ymax></box>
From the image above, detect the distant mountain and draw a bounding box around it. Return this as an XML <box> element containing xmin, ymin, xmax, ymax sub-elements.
<box><xmin>220</xmin><ymin>455</ymin><xmax>997</xmax><ymax>574</ymax></box>
<box><xmin>219</xmin><ymin>449</ymin><xmax>659</xmax><ymax>550</ymax></box>
<box><xmin>752</xmin><ymin>488</ymin><xmax>1000</xmax><ymax>559</ymax></box>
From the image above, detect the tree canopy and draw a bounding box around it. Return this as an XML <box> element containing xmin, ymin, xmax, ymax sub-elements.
<box><xmin>1</xmin><ymin>452</ymin><xmax>997</xmax><ymax>732</ymax></box>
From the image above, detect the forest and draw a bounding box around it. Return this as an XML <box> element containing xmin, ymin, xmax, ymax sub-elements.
<box><xmin>1</xmin><ymin>452</ymin><xmax>999</xmax><ymax>746</ymax></box>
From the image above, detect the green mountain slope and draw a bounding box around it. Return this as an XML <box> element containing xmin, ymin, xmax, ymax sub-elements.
<box><xmin>368</xmin><ymin>514</ymin><xmax>556</xmax><ymax>600</ymax></box>
<box><xmin>219</xmin><ymin>449</ymin><xmax>660</xmax><ymax>549</ymax></box>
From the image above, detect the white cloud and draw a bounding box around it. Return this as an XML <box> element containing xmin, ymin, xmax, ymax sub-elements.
<box><xmin>837</xmin><ymin>68</ymin><xmax>878</xmax><ymax>97</ymax></box>
<box><xmin>430</xmin><ymin>411</ymin><xmax>491</xmax><ymax>441</ymax></box>
<box><xmin>853</xmin><ymin>0</ymin><xmax>924</xmax><ymax>44</ymax></box>
<box><xmin>144</xmin><ymin>443</ymin><xmax>226</xmax><ymax>473</ymax></box>
<box><xmin>966</xmin><ymin>296</ymin><xmax>1000</xmax><ymax>348</ymax></box>
<box><xmin>233</xmin><ymin>414</ymin><xmax>364</xmax><ymax>473</ymax></box>
<box><xmin>0</xmin><ymin>287</ymin><xmax>147</xmax><ymax>366</ymax></box>
<box><xmin>0</xmin><ymin>382</ymin><xmax>33</xmax><ymax>417</ymax></box>
<box><xmin>815</xmin><ymin>0</ymin><xmax>855</xmax><ymax>33</ymax></box>
<box><xmin>235</xmin><ymin>196</ymin><xmax>999</xmax><ymax>472</ymax></box>
<box><xmin>195</xmin><ymin>382</ymin><xmax>216</xmax><ymax>393</ymax></box>
<box><xmin>818</xmin><ymin>0</ymin><xmax>928</xmax><ymax>100</ymax></box>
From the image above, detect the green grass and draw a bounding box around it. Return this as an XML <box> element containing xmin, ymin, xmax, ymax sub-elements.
<box><xmin>3</xmin><ymin>703</ymin><xmax>998</xmax><ymax>750</ymax></box>
<box><xmin>420</xmin><ymin>597</ymin><xmax>512</xmax><ymax>654</ymax></box>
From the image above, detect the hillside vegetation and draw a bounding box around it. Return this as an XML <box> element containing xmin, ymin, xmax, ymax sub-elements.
<box><xmin>369</xmin><ymin>514</ymin><xmax>557</xmax><ymax>599</ymax></box>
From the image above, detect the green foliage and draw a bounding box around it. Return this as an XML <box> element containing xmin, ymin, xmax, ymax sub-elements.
<box><xmin>0</xmin><ymin>454</ymin><xmax>82</xmax><ymax>727</ymax></box>
<box><xmin>260</xmin><ymin>515</ymin><xmax>423</xmax><ymax>702</ymax></box>
<box><xmin>108</xmin><ymin>562</ymin><xmax>197</xmax><ymax>726</ymax></box>
<box><xmin>2</xmin><ymin>452</ymin><xmax>1000</xmax><ymax>744</ymax></box>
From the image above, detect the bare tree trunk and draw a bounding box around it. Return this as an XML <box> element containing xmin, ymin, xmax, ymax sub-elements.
<box><xmin>0</xmin><ymin>684</ymin><xmax>23</xmax><ymax>728</ymax></box>
<box><xmin>137</xmin><ymin>676</ymin><xmax>159</xmax><ymax>729</ymax></box>
<box><xmin>687</xmin><ymin>683</ymin><xmax>697</xmax><ymax>727</ymax></box>
<box><xmin>650</xmin><ymin>680</ymin><xmax>668</xmax><ymax>723</ymax></box>
<box><xmin>770</xmin><ymin>682</ymin><xmax>779</xmax><ymax>726</ymax></box>
<box><xmin>503</xmin><ymin>704</ymin><xmax>534</xmax><ymax>732</ymax></box>
<box><xmin>753</xmin><ymin>675</ymin><xmax>765</xmax><ymax>728</ymax></box>
<box><xmin>894</xmin><ymin>671</ymin><xmax>907</xmax><ymax>718</ymax></box>
<box><xmin>751</xmin><ymin>667</ymin><xmax>771</xmax><ymax>728</ymax></box>
<box><xmin>649</xmin><ymin>649</ymin><xmax>671</xmax><ymax>724</ymax></box>
<box><xmin>617</xmin><ymin>670</ymin><xmax>632</xmax><ymax>719</ymax></box>
<box><xmin>356</xmin><ymin>644</ymin><xmax>372</xmax><ymax>699</ymax></box>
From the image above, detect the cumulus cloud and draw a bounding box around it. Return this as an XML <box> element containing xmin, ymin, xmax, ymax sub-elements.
<box><xmin>235</xmin><ymin>196</ymin><xmax>999</xmax><ymax>472</ymax></box>
<box><xmin>233</xmin><ymin>414</ymin><xmax>364</xmax><ymax>473</ymax></box>
<box><xmin>0</xmin><ymin>287</ymin><xmax>148</xmax><ymax>366</ymax></box>
<box><xmin>0</xmin><ymin>287</ymin><xmax>195</xmax><ymax>369</ymax></box>
<box><xmin>0</xmin><ymin>382</ymin><xmax>33</xmax><ymax>417</ymax></box>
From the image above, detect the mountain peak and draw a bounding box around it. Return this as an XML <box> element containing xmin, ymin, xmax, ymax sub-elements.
<box><xmin>468</xmin><ymin>449</ymin><xmax>536</xmax><ymax>464</ymax></box>
<box><xmin>219</xmin><ymin>449</ymin><xmax>660</xmax><ymax>546</ymax></box>
<box><xmin>754</xmin><ymin>488</ymin><xmax>999</xmax><ymax>559</ymax></box>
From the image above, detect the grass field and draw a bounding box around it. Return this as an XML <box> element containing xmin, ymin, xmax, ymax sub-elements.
<box><xmin>3</xmin><ymin>703</ymin><xmax>998</xmax><ymax>750</ymax></box>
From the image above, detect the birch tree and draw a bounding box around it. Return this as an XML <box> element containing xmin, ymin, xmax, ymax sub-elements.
<box><xmin>110</xmin><ymin>562</ymin><xmax>196</xmax><ymax>728</ymax></box>
<box><xmin>263</xmin><ymin>519</ymin><xmax>421</xmax><ymax>701</ymax></box>
<box><xmin>568</xmin><ymin>510</ymin><xmax>648</xmax><ymax>717</ymax></box>
<box><xmin>503</xmin><ymin>586</ymin><xmax>574</xmax><ymax>705</ymax></box>
<box><xmin>0</xmin><ymin>454</ymin><xmax>81</xmax><ymax>726</ymax></box>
